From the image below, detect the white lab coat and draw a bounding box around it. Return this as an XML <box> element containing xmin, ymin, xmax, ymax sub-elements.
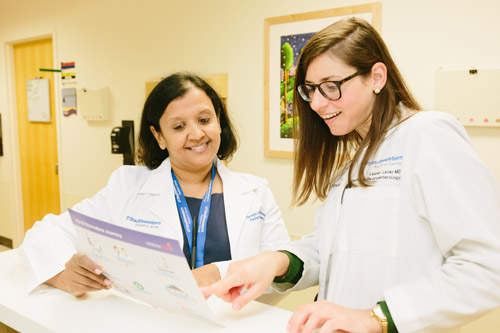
<box><xmin>277</xmin><ymin>110</ymin><xmax>500</xmax><ymax>332</ymax></box>
<box><xmin>20</xmin><ymin>158</ymin><xmax>290</xmax><ymax>292</ymax></box>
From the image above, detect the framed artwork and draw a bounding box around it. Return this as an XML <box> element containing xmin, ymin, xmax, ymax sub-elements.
<box><xmin>264</xmin><ymin>3</ymin><xmax>382</xmax><ymax>158</ymax></box>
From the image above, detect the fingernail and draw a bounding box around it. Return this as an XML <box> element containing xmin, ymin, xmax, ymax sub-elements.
<box><xmin>104</xmin><ymin>279</ymin><xmax>111</xmax><ymax>286</ymax></box>
<box><xmin>95</xmin><ymin>268</ymin><xmax>103</xmax><ymax>275</ymax></box>
<box><xmin>286</xmin><ymin>323</ymin><xmax>291</xmax><ymax>332</ymax></box>
<box><xmin>233</xmin><ymin>303</ymin><xmax>240</xmax><ymax>311</ymax></box>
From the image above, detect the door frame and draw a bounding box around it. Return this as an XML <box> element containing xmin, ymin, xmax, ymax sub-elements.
<box><xmin>5</xmin><ymin>31</ymin><xmax>65</xmax><ymax>247</ymax></box>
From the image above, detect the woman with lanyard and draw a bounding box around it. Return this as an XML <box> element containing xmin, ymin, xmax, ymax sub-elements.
<box><xmin>170</xmin><ymin>156</ymin><xmax>216</xmax><ymax>270</ymax></box>
<box><xmin>202</xmin><ymin>18</ymin><xmax>500</xmax><ymax>332</ymax></box>
<box><xmin>20</xmin><ymin>72</ymin><xmax>290</xmax><ymax>296</ymax></box>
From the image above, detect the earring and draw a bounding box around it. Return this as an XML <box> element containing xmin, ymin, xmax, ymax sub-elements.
<box><xmin>159</xmin><ymin>144</ymin><xmax>164</xmax><ymax>150</ymax></box>
<box><xmin>374</xmin><ymin>88</ymin><xmax>381</xmax><ymax>95</ymax></box>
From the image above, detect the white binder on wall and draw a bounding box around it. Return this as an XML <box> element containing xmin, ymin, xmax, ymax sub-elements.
<box><xmin>435</xmin><ymin>68</ymin><xmax>500</xmax><ymax>127</ymax></box>
<box><xmin>26</xmin><ymin>78</ymin><xmax>51</xmax><ymax>123</ymax></box>
<box><xmin>77</xmin><ymin>87</ymin><xmax>110</xmax><ymax>121</ymax></box>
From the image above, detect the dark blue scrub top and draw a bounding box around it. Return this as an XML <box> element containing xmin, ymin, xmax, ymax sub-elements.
<box><xmin>180</xmin><ymin>193</ymin><xmax>232</xmax><ymax>267</ymax></box>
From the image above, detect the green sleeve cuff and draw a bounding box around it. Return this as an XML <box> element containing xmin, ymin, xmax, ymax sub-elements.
<box><xmin>378</xmin><ymin>301</ymin><xmax>398</xmax><ymax>333</ymax></box>
<box><xmin>272</xmin><ymin>250</ymin><xmax>304</xmax><ymax>284</ymax></box>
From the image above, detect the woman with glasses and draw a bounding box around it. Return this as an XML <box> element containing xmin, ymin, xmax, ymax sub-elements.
<box><xmin>203</xmin><ymin>18</ymin><xmax>500</xmax><ymax>332</ymax></box>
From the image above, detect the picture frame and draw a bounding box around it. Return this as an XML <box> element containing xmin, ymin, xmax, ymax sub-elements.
<box><xmin>264</xmin><ymin>3</ymin><xmax>382</xmax><ymax>158</ymax></box>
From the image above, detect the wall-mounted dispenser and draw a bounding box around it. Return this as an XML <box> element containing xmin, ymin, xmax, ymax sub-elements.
<box><xmin>110</xmin><ymin>120</ymin><xmax>134</xmax><ymax>165</ymax></box>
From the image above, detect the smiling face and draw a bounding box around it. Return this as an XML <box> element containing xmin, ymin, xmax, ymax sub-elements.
<box><xmin>150</xmin><ymin>87</ymin><xmax>221</xmax><ymax>173</ymax></box>
<box><xmin>305</xmin><ymin>53</ymin><xmax>376</xmax><ymax>139</ymax></box>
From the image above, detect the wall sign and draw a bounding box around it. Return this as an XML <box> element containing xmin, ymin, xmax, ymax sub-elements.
<box><xmin>435</xmin><ymin>68</ymin><xmax>500</xmax><ymax>127</ymax></box>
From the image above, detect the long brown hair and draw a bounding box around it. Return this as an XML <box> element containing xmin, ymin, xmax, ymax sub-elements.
<box><xmin>292</xmin><ymin>18</ymin><xmax>421</xmax><ymax>205</ymax></box>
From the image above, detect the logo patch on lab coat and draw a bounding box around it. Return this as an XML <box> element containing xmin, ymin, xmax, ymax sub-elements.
<box><xmin>126</xmin><ymin>216</ymin><xmax>161</xmax><ymax>228</ymax></box>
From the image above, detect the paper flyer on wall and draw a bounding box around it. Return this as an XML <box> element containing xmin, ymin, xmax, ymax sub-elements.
<box><xmin>68</xmin><ymin>209</ymin><xmax>222</xmax><ymax>326</ymax></box>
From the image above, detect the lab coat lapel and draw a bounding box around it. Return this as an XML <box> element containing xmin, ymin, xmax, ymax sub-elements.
<box><xmin>217</xmin><ymin>160</ymin><xmax>256</xmax><ymax>258</ymax></box>
<box><xmin>139</xmin><ymin>158</ymin><xmax>184</xmax><ymax>245</ymax></box>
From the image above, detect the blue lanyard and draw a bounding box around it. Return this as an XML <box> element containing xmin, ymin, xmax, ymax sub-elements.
<box><xmin>171</xmin><ymin>164</ymin><xmax>215</xmax><ymax>269</ymax></box>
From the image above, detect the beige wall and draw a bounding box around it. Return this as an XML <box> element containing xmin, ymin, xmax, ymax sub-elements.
<box><xmin>2</xmin><ymin>0</ymin><xmax>500</xmax><ymax>241</ymax></box>
<box><xmin>1</xmin><ymin>0</ymin><xmax>500</xmax><ymax>328</ymax></box>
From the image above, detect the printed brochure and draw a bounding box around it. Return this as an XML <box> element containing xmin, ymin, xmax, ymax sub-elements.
<box><xmin>68</xmin><ymin>209</ymin><xmax>222</xmax><ymax>326</ymax></box>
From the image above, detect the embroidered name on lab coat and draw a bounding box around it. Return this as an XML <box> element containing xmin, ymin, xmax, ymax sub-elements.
<box><xmin>126</xmin><ymin>216</ymin><xmax>161</xmax><ymax>228</ymax></box>
<box><xmin>246</xmin><ymin>211</ymin><xmax>266</xmax><ymax>221</ymax></box>
<box><xmin>366</xmin><ymin>155</ymin><xmax>404</xmax><ymax>182</ymax></box>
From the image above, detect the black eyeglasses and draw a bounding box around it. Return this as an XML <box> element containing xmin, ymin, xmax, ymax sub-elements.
<box><xmin>297</xmin><ymin>71</ymin><xmax>365</xmax><ymax>102</ymax></box>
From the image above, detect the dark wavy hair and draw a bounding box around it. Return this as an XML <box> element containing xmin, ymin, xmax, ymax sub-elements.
<box><xmin>292</xmin><ymin>18</ymin><xmax>422</xmax><ymax>205</ymax></box>
<box><xmin>137</xmin><ymin>72</ymin><xmax>238</xmax><ymax>169</ymax></box>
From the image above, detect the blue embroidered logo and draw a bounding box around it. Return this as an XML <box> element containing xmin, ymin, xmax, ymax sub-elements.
<box><xmin>246</xmin><ymin>211</ymin><xmax>266</xmax><ymax>222</ymax></box>
<box><xmin>367</xmin><ymin>155</ymin><xmax>403</xmax><ymax>165</ymax></box>
<box><xmin>126</xmin><ymin>216</ymin><xmax>161</xmax><ymax>226</ymax></box>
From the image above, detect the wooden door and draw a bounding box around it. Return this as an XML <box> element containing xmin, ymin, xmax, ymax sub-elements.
<box><xmin>13</xmin><ymin>38</ymin><xmax>60</xmax><ymax>231</ymax></box>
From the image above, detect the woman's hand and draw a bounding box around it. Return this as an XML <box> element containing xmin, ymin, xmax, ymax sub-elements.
<box><xmin>287</xmin><ymin>300</ymin><xmax>382</xmax><ymax>333</ymax></box>
<box><xmin>200</xmin><ymin>251</ymin><xmax>289</xmax><ymax>310</ymax></box>
<box><xmin>44</xmin><ymin>253</ymin><xmax>112</xmax><ymax>296</ymax></box>
<box><xmin>192</xmin><ymin>263</ymin><xmax>221</xmax><ymax>288</ymax></box>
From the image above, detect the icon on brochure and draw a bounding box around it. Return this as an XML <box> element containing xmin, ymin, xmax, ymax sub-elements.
<box><xmin>166</xmin><ymin>284</ymin><xmax>194</xmax><ymax>303</ymax></box>
<box><xmin>161</xmin><ymin>242</ymin><xmax>172</xmax><ymax>251</ymax></box>
<box><xmin>133</xmin><ymin>281</ymin><xmax>144</xmax><ymax>290</ymax></box>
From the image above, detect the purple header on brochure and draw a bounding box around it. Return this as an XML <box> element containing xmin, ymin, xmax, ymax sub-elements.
<box><xmin>68</xmin><ymin>209</ymin><xmax>184</xmax><ymax>257</ymax></box>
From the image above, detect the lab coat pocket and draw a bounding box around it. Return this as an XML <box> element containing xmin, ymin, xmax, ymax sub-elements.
<box><xmin>240</xmin><ymin>217</ymin><xmax>264</xmax><ymax>242</ymax></box>
<box><xmin>339</xmin><ymin>186</ymin><xmax>399</xmax><ymax>258</ymax></box>
<box><xmin>237</xmin><ymin>216</ymin><xmax>264</xmax><ymax>257</ymax></box>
